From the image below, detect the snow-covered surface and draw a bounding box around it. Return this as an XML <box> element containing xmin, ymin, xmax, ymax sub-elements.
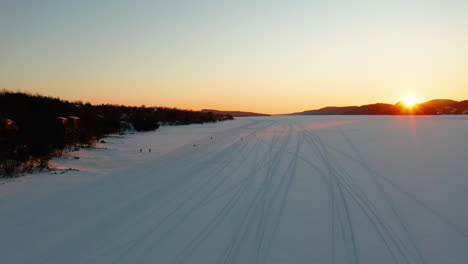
<box><xmin>1</xmin><ymin>116</ymin><xmax>468</xmax><ymax>264</ymax></box>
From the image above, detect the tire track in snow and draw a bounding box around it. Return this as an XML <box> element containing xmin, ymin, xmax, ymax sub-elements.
<box><xmin>305</xmin><ymin>131</ymin><xmax>408</xmax><ymax>263</ymax></box>
<box><xmin>330</xmin><ymin>139</ymin><xmax>468</xmax><ymax>242</ymax></box>
<box><xmin>257</xmin><ymin>123</ymin><xmax>304</xmax><ymax>264</ymax></box>
<box><xmin>109</xmin><ymin>121</ymin><xmax>277</xmax><ymax>264</ymax></box>
<box><xmin>304</xmin><ymin>132</ymin><xmax>359</xmax><ymax>264</ymax></box>
<box><xmin>171</xmin><ymin>138</ymin><xmax>271</xmax><ymax>264</ymax></box>
<box><xmin>169</xmin><ymin>121</ymin><xmax>280</xmax><ymax>264</ymax></box>
<box><xmin>220</xmin><ymin>121</ymin><xmax>295</xmax><ymax>264</ymax></box>
<box><xmin>303</xmin><ymin>128</ymin><xmax>425</xmax><ymax>264</ymax></box>
<box><xmin>338</xmin><ymin>129</ymin><xmax>427</xmax><ymax>264</ymax></box>
<box><xmin>213</xmin><ymin>121</ymin><xmax>294</xmax><ymax>264</ymax></box>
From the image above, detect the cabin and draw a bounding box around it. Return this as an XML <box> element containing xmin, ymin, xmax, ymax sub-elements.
<box><xmin>57</xmin><ymin>116</ymin><xmax>68</xmax><ymax>126</ymax></box>
<box><xmin>68</xmin><ymin>116</ymin><xmax>80</xmax><ymax>129</ymax></box>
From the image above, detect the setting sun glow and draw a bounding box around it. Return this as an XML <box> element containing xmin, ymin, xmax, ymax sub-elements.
<box><xmin>403</xmin><ymin>95</ymin><xmax>417</xmax><ymax>107</ymax></box>
<box><xmin>2</xmin><ymin>1</ymin><xmax>468</xmax><ymax>114</ymax></box>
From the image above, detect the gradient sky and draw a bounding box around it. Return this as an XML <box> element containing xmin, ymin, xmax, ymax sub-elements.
<box><xmin>1</xmin><ymin>0</ymin><xmax>468</xmax><ymax>114</ymax></box>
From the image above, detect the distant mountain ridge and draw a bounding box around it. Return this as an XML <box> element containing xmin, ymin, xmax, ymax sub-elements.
<box><xmin>291</xmin><ymin>99</ymin><xmax>468</xmax><ymax>115</ymax></box>
<box><xmin>202</xmin><ymin>109</ymin><xmax>270</xmax><ymax>117</ymax></box>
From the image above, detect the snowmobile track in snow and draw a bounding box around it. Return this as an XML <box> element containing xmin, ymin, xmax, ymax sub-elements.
<box><xmin>2</xmin><ymin>116</ymin><xmax>468</xmax><ymax>264</ymax></box>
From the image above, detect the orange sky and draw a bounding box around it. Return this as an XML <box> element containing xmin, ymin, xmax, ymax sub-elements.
<box><xmin>1</xmin><ymin>1</ymin><xmax>468</xmax><ymax>114</ymax></box>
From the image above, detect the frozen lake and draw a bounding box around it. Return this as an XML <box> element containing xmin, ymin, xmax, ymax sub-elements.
<box><xmin>1</xmin><ymin>116</ymin><xmax>468</xmax><ymax>264</ymax></box>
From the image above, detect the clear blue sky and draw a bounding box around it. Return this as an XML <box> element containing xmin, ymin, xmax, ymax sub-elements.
<box><xmin>1</xmin><ymin>0</ymin><xmax>468</xmax><ymax>113</ymax></box>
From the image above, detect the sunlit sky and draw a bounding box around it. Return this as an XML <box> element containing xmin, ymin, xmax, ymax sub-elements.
<box><xmin>1</xmin><ymin>0</ymin><xmax>468</xmax><ymax>114</ymax></box>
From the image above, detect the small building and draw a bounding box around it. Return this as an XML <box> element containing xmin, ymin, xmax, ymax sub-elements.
<box><xmin>68</xmin><ymin>116</ymin><xmax>80</xmax><ymax>129</ymax></box>
<box><xmin>57</xmin><ymin>116</ymin><xmax>68</xmax><ymax>126</ymax></box>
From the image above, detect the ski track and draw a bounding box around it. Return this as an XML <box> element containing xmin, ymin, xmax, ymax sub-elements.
<box><xmin>1</xmin><ymin>116</ymin><xmax>468</xmax><ymax>264</ymax></box>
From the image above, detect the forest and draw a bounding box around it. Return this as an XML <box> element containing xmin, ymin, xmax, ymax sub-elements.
<box><xmin>0</xmin><ymin>91</ymin><xmax>233</xmax><ymax>176</ymax></box>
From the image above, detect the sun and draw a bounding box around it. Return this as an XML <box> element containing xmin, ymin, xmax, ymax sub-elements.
<box><xmin>403</xmin><ymin>95</ymin><xmax>417</xmax><ymax>107</ymax></box>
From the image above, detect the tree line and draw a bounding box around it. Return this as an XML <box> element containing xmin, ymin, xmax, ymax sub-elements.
<box><xmin>0</xmin><ymin>91</ymin><xmax>233</xmax><ymax>176</ymax></box>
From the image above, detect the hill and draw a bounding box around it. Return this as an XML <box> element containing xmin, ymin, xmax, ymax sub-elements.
<box><xmin>293</xmin><ymin>106</ymin><xmax>359</xmax><ymax>115</ymax></box>
<box><xmin>291</xmin><ymin>99</ymin><xmax>468</xmax><ymax>115</ymax></box>
<box><xmin>202</xmin><ymin>109</ymin><xmax>270</xmax><ymax>117</ymax></box>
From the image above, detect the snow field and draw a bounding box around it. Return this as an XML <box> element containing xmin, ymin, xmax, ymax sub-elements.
<box><xmin>1</xmin><ymin>116</ymin><xmax>468</xmax><ymax>263</ymax></box>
